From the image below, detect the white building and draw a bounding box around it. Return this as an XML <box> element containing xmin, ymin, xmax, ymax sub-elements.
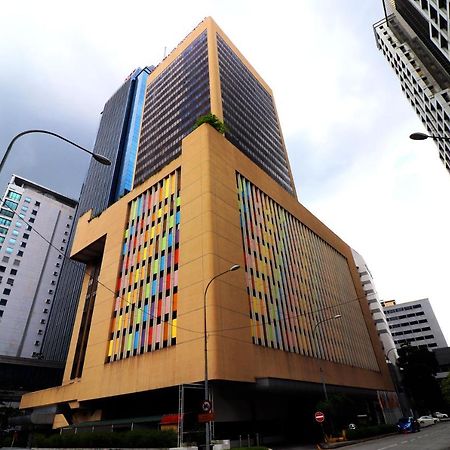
<box><xmin>0</xmin><ymin>175</ymin><xmax>76</xmax><ymax>359</ymax></box>
<box><xmin>374</xmin><ymin>1</ymin><xmax>450</xmax><ymax>173</ymax></box>
<box><xmin>352</xmin><ymin>249</ymin><xmax>397</xmax><ymax>363</ymax></box>
<box><xmin>383</xmin><ymin>298</ymin><xmax>447</xmax><ymax>350</ymax></box>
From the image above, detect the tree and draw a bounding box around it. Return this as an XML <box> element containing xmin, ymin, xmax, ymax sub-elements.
<box><xmin>397</xmin><ymin>344</ymin><xmax>443</xmax><ymax>414</ymax></box>
<box><xmin>441</xmin><ymin>373</ymin><xmax>450</xmax><ymax>407</ymax></box>
<box><xmin>193</xmin><ymin>113</ymin><xmax>227</xmax><ymax>134</ymax></box>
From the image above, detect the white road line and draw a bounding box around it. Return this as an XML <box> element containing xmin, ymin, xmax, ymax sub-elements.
<box><xmin>378</xmin><ymin>444</ymin><xmax>398</xmax><ymax>450</ymax></box>
<box><xmin>400</xmin><ymin>440</ymin><xmax>407</xmax><ymax>444</ymax></box>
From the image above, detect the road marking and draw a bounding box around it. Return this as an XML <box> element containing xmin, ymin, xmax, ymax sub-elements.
<box><xmin>378</xmin><ymin>444</ymin><xmax>398</xmax><ymax>450</ymax></box>
<box><xmin>400</xmin><ymin>440</ymin><xmax>407</xmax><ymax>444</ymax></box>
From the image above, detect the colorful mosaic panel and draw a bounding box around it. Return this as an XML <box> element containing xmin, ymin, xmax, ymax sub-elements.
<box><xmin>107</xmin><ymin>169</ymin><xmax>181</xmax><ymax>362</ymax></box>
<box><xmin>236</xmin><ymin>174</ymin><xmax>378</xmax><ymax>371</ymax></box>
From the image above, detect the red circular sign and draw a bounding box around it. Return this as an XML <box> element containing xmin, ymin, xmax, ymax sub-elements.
<box><xmin>315</xmin><ymin>411</ymin><xmax>325</xmax><ymax>423</ymax></box>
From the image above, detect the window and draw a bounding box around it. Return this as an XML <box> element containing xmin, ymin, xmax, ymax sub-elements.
<box><xmin>26</xmin><ymin>226</ymin><xmax>32</xmax><ymax>231</ymax></box>
<box><xmin>6</xmin><ymin>278</ymin><xmax>14</xmax><ymax>286</ymax></box>
<box><xmin>0</xmin><ymin>299</ymin><xmax>7</xmax><ymax>306</ymax></box>
<box><xmin>7</xmin><ymin>191</ymin><xmax>21</xmax><ymax>202</ymax></box>
<box><xmin>6</xmin><ymin>247</ymin><xmax>13</xmax><ymax>254</ymax></box>
<box><xmin>45</xmin><ymin>298</ymin><xmax>51</xmax><ymax>304</ymax></box>
<box><xmin>3</xmin><ymin>288</ymin><xmax>11</xmax><ymax>295</ymax></box>
<box><xmin>24</xmin><ymin>197</ymin><xmax>31</xmax><ymax>203</ymax></box>
<box><xmin>0</xmin><ymin>266</ymin><xmax>5</xmax><ymax>273</ymax></box>
<box><xmin>0</xmin><ymin>218</ymin><xmax>11</xmax><ymax>227</ymax></box>
<box><xmin>55</xmin><ymin>263</ymin><xmax>60</xmax><ymax>268</ymax></box>
<box><xmin>48</xmin><ymin>290</ymin><xmax>53</xmax><ymax>294</ymax></box>
<box><xmin>17</xmin><ymin>251</ymin><xmax>23</xmax><ymax>257</ymax></box>
<box><xmin>13</xmin><ymin>259</ymin><xmax>20</xmax><ymax>266</ymax></box>
<box><xmin>0</xmin><ymin>237</ymin><xmax>4</xmax><ymax>244</ymax></box>
<box><xmin>34</xmin><ymin>341</ymin><xmax>40</xmax><ymax>346</ymax></box>
<box><xmin>20</xmin><ymin>242</ymin><xmax>26</xmax><ymax>248</ymax></box>
<box><xmin>8</xmin><ymin>238</ymin><xmax>16</xmax><ymax>245</ymax></box>
<box><xmin>0</xmin><ymin>311</ymin><xmax>3</xmax><ymax>318</ymax></box>
<box><xmin>15</xmin><ymin>221</ymin><xmax>22</xmax><ymax>228</ymax></box>
<box><xmin>3</xmin><ymin>200</ymin><xmax>18</xmax><ymax>211</ymax></box>
<box><xmin>23</xmin><ymin>233</ymin><xmax>29</xmax><ymax>240</ymax></box>
<box><xmin>69</xmin><ymin>215</ymin><xmax>73</xmax><ymax>220</ymax></box>
<box><xmin>50</xmin><ymin>280</ymin><xmax>56</xmax><ymax>285</ymax></box>
<box><xmin>2</xmin><ymin>256</ymin><xmax>9</xmax><ymax>263</ymax></box>
<box><xmin>19</xmin><ymin>213</ymin><xmax>25</xmax><ymax>219</ymax></box>
<box><xmin>12</xmin><ymin>230</ymin><xmax>19</xmax><ymax>236</ymax></box>
<box><xmin>29</xmin><ymin>218</ymin><xmax>35</xmax><ymax>223</ymax></box>
<box><xmin>0</xmin><ymin>227</ymin><xmax>8</xmax><ymax>235</ymax></box>
<box><xmin>31</xmin><ymin>210</ymin><xmax>38</xmax><ymax>215</ymax></box>
<box><xmin>21</xmin><ymin>206</ymin><xmax>28</xmax><ymax>212</ymax></box>
<box><xmin>40</xmin><ymin>319</ymin><xmax>46</xmax><ymax>324</ymax></box>
<box><xmin>37</xmin><ymin>329</ymin><xmax>43</xmax><ymax>335</ymax></box>
<box><xmin>62</xmin><ymin>239</ymin><xmax>66</xmax><ymax>243</ymax></box>
<box><xmin>35</xmin><ymin>201</ymin><xmax>40</xmax><ymax>207</ymax></box>
<box><xmin>0</xmin><ymin>208</ymin><xmax>14</xmax><ymax>218</ymax></box>
<box><xmin>43</xmin><ymin>308</ymin><xmax>48</xmax><ymax>313</ymax></box>
<box><xmin>10</xmin><ymin>269</ymin><xmax>17</xmax><ymax>275</ymax></box>
<box><xmin>58</xmin><ymin>254</ymin><xmax>62</xmax><ymax>259</ymax></box>
<box><xmin>53</xmin><ymin>271</ymin><xmax>58</xmax><ymax>276</ymax></box>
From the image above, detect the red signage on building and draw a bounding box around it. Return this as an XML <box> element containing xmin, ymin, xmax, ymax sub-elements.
<box><xmin>198</xmin><ymin>412</ymin><xmax>215</xmax><ymax>423</ymax></box>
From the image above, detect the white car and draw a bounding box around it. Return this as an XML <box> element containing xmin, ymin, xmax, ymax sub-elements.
<box><xmin>434</xmin><ymin>412</ymin><xmax>448</xmax><ymax>419</ymax></box>
<box><xmin>418</xmin><ymin>415</ymin><xmax>437</xmax><ymax>427</ymax></box>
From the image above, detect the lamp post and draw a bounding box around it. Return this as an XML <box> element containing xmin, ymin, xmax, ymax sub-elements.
<box><xmin>0</xmin><ymin>129</ymin><xmax>111</xmax><ymax>175</ymax></box>
<box><xmin>409</xmin><ymin>132</ymin><xmax>450</xmax><ymax>142</ymax></box>
<box><xmin>203</xmin><ymin>263</ymin><xmax>240</xmax><ymax>450</ymax></box>
<box><xmin>312</xmin><ymin>314</ymin><xmax>342</xmax><ymax>401</ymax></box>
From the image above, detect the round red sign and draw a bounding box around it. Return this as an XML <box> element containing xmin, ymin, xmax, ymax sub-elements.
<box><xmin>314</xmin><ymin>411</ymin><xmax>325</xmax><ymax>423</ymax></box>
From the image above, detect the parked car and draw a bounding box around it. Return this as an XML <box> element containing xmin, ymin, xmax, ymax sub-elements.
<box><xmin>397</xmin><ymin>417</ymin><xmax>420</xmax><ymax>433</ymax></box>
<box><xmin>418</xmin><ymin>415</ymin><xmax>437</xmax><ymax>427</ymax></box>
<box><xmin>433</xmin><ymin>412</ymin><xmax>448</xmax><ymax>419</ymax></box>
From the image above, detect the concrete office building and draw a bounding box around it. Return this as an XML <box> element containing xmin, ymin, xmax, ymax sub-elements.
<box><xmin>351</xmin><ymin>250</ymin><xmax>397</xmax><ymax>363</ymax></box>
<box><xmin>22</xmin><ymin>18</ymin><xmax>399</xmax><ymax>435</ymax></box>
<box><xmin>383</xmin><ymin>298</ymin><xmax>447</xmax><ymax>350</ymax></box>
<box><xmin>0</xmin><ymin>176</ymin><xmax>76</xmax><ymax>401</ymax></box>
<box><xmin>374</xmin><ymin>0</ymin><xmax>450</xmax><ymax>173</ymax></box>
<box><xmin>42</xmin><ymin>67</ymin><xmax>154</xmax><ymax>362</ymax></box>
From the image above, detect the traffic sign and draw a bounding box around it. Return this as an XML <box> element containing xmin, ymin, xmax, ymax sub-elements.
<box><xmin>314</xmin><ymin>411</ymin><xmax>325</xmax><ymax>423</ymax></box>
<box><xmin>201</xmin><ymin>400</ymin><xmax>212</xmax><ymax>412</ymax></box>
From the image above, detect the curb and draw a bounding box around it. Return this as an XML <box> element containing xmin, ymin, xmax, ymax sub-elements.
<box><xmin>316</xmin><ymin>432</ymin><xmax>398</xmax><ymax>449</ymax></box>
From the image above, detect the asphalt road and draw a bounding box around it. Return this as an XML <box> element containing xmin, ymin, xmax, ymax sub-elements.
<box><xmin>342</xmin><ymin>421</ymin><xmax>450</xmax><ymax>450</ymax></box>
<box><xmin>273</xmin><ymin>421</ymin><xmax>450</xmax><ymax>450</ymax></box>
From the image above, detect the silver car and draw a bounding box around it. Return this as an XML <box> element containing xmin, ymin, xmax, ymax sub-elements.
<box><xmin>418</xmin><ymin>415</ymin><xmax>437</xmax><ymax>427</ymax></box>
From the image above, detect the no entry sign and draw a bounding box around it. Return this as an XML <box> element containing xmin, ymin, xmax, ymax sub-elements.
<box><xmin>314</xmin><ymin>411</ymin><xmax>325</xmax><ymax>423</ymax></box>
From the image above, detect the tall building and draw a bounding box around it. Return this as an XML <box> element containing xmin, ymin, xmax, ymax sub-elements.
<box><xmin>134</xmin><ymin>20</ymin><xmax>295</xmax><ymax>195</ymax></box>
<box><xmin>383</xmin><ymin>298</ymin><xmax>448</xmax><ymax>350</ymax></box>
<box><xmin>42</xmin><ymin>67</ymin><xmax>153</xmax><ymax>362</ymax></box>
<box><xmin>351</xmin><ymin>249</ymin><xmax>397</xmax><ymax>363</ymax></box>
<box><xmin>0</xmin><ymin>175</ymin><xmax>76</xmax><ymax>401</ymax></box>
<box><xmin>374</xmin><ymin>1</ymin><xmax>450</xmax><ymax>173</ymax></box>
<box><xmin>22</xmin><ymin>18</ymin><xmax>399</xmax><ymax>436</ymax></box>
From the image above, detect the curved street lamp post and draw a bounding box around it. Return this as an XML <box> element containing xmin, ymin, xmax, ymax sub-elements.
<box><xmin>0</xmin><ymin>129</ymin><xmax>111</xmax><ymax>176</ymax></box>
<box><xmin>312</xmin><ymin>314</ymin><xmax>342</xmax><ymax>401</ymax></box>
<box><xmin>203</xmin><ymin>264</ymin><xmax>240</xmax><ymax>450</ymax></box>
<box><xmin>409</xmin><ymin>132</ymin><xmax>450</xmax><ymax>142</ymax></box>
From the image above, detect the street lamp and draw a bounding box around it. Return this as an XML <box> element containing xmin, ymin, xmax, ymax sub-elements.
<box><xmin>312</xmin><ymin>314</ymin><xmax>342</xmax><ymax>401</ymax></box>
<box><xmin>203</xmin><ymin>263</ymin><xmax>240</xmax><ymax>450</ymax></box>
<box><xmin>0</xmin><ymin>129</ymin><xmax>111</xmax><ymax>175</ymax></box>
<box><xmin>409</xmin><ymin>132</ymin><xmax>450</xmax><ymax>142</ymax></box>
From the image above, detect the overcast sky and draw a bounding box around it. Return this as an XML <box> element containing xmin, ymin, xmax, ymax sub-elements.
<box><xmin>1</xmin><ymin>1</ymin><xmax>450</xmax><ymax>343</ymax></box>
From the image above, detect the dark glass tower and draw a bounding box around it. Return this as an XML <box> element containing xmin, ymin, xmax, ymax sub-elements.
<box><xmin>134</xmin><ymin>18</ymin><xmax>296</xmax><ymax>194</ymax></box>
<box><xmin>42</xmin><ymin>67</ymin><xmax>153</xmax><ymax>361</ymax></box>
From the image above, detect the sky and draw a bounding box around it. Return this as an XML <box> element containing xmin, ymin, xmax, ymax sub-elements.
<box><xmin>1</xmin><ymin>1</ymin><xmax>450</xmax><ymax>343</ymax></box>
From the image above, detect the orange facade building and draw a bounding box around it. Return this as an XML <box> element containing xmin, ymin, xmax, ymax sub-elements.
<box><xmin>21</xmin><ymin>17</ymin><xmax>398</xmax><ymax>438</ymax></box>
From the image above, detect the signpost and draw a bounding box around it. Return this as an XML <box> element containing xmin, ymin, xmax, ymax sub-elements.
<box><xmin>315</xmin><ymin>411</ymin><xmax>325</xmax><ymax>423</ymax></box>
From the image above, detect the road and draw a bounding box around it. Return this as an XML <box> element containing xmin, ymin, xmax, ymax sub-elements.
<box><xmin>273</xmin><ymin>421</ymin><xmax>450</xmax><ymax>450</ymax></box>
<box><xmin>341</xmin><ymin>421</ymin><xmax>450</xmax><ymax>450</ymax></box>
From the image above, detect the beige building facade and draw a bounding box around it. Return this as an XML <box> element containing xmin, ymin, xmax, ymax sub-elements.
<box><xmin>21</xmin><ymin>17</ymin><xmax>398</xmax><ymax>434</ymax></box>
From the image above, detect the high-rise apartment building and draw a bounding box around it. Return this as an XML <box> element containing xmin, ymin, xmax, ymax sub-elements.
<box><xmin>0</xmin><ymin>176</ymin><xmax>76</xmax><ymax>402</ymax></box>
<box><xmin>374</xmin><ymin>1</ymin><xmax>450</xmax><ymax>173</ymax></box>
<box><xmin>351</xmin><ymin>250</ymin><xmax>397</xmax><ymax>363</ymax></box>
<box><xmin>42</xmin><ymin>67</ymin><xmax>153</xmax><ymax>362</ymax></box>
<box><xmin>383</xmin><ymin>298</ymin><xmax>447</xmax><ymax>350</ymax></box>
<box><xmin>22</xmin><ymin>18</ymin><xmax>399</xmax><ymax>435</ymax></box>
